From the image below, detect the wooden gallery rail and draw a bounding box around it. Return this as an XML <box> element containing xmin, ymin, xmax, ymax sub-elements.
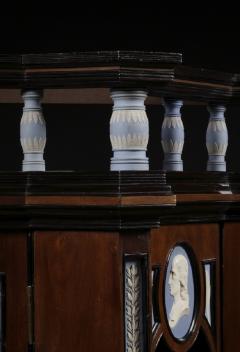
<box><xmin>0</xmin><ymin>51</ymin><xmax>239</xmax><ymax>352</ymax></box>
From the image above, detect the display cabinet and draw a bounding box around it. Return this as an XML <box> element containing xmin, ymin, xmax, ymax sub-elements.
<box><xmin>0</xmin><ymin>51</ymin><xmax>239</xmax><ymax>352</ymax></box>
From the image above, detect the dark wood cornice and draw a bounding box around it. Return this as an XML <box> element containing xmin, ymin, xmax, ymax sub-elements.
<box><xmin>0</xmin><ymin>171</ymin><xmax>175</xmax><ymax>230</ymax></box>
<box><xmin>0</xmin><ymin>51</ymin><xmax>182</xmax><ymax>90</ymax></box>
<box><xmin>0</xmin><ymin>171</ymin><xmax>172</xmax><ymax>197</ymax></box>
<box><xmin>21</xmin><ymin>51</ymin><xmax>182</xmax><ymax>67</ymax></box>
<box><xmin>150</xmin><ymin>65</ymin><xmax>237</xmax><ymax>104</ymax></box>
<box><xmin>159</xmin><ymin>171</ymin><xmax>240</xmax><ymax>224</ymax></box>
<box><xmin>165</xmin><ymin>171</ymin><xmax>231</xmax><ymax>195</ymax></box>
<box><xmin>0</xmin><ymin>50</ymin><xmax>240</xmax><ymax>104</ymax></box>
<box><xmin>0</xmin><ymin>171</ymin><xmax>240</xmax><ymax>228</ymax></box>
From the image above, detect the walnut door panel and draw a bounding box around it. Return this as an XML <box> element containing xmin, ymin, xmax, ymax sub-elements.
<box><xmin>0</xmin><ymin>232</ymin><xmax>28</xmax><ymax>352</ymax></box>
<box><xmin>34</xmin><ymin>231</ymin><xmax>123</xmax><ymax>352</ymax></box>
<box><xmin>222</xmin><ymin>222</ymin><xmax>240</xmax><ymax>352</ymax></box>
<box><xmin>150</xmin><ymin>224</ymin><xmax>220</xmax><ymax>352</ymax></box>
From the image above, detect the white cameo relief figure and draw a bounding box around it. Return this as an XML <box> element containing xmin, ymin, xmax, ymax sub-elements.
<box><xmin>168</xmin><ymin>254</ymin><xmax>190</xmax><ymax>328</ymax></box>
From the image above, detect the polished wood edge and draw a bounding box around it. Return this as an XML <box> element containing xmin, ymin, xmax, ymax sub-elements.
<box><xmin>174</xmin><ymin>78</ymin><xmax>231</xmax><ymax>89</ymax></box>
<box><xmin>25</xmin><ymin>66</ymin><xmax>121</xmax><ymax>73</ymax></box>
<box><xmin>0</xmin><ymin>195</ymin><xmax>176</xmax><ymax>207</ymax></box>
<box><xmin>121</xmin><ymin>195</ymin><xmax>176</xmax><ymax>206</ymax></box>
<box><xmin>26</xmin><ymin>195</ymin><xmax>119</xmax><ymax>206</ymax></box>
<box><xmin>3</xmin><ymin>193</ymin><xmax>240</xmax><ymax>206</ymax></box>
<box><xmin>177</xmin><ymin>193</ymin><xmax>240</xmax><ymax>203</ymax></box>
<box><xmin>25</xmin><ymin>66</ymin><xmax>172</xmax><ymax>74</ymax></box>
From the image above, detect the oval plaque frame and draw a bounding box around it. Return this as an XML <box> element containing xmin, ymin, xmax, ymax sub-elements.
<box><xmin>163</xmin><ymin>244</ymin><xmax>199</xmax><ymax>341</ymax></box>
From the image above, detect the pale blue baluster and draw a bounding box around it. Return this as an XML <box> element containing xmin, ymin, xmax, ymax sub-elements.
<box><xmin>20</xmin><ymin>90</ymin><xmax>46</xmax><ymax>171</ymax></box>
<box><xmin>161</xmin><ymin>99</ymin><xmax>184</xmax><ymax>171</ymax></box>
<box><xmin>206</xmin><ymin>104</ymin><xmax>228</xmax><ymax>171</ymax></box>
<box><xmin>110</xmin><ymin>90</ymin><xmax>149</xmax><ymax>171</ymax></box>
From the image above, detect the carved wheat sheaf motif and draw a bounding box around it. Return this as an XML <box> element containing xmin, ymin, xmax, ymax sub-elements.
<box><xmin>125</xmin><ymin>262</ymin><xmax>143</xmax><ymax>352</ymax></box>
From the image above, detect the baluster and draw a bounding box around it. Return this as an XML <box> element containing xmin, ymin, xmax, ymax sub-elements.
<box><xmin>20</xmin><ymin>90</ymin><xmax>46</xmax><ymax>171</ymax></box>
<box><xmin>206</xmin><ymin>104</ymin><xmax>228</xmax><ymax>171</ymax></box>
<box><xmin>161</xmin><ymin>99</ymin><xmax>184</xmax><ymax>171</ymax></box>
<box><xmin>110</xmin><ymin>90</ymin><xmax>149</xmax><ymax>171</ymax></box>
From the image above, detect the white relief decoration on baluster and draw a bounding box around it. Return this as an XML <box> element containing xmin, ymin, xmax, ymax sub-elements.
<box><xmin>162</xmin><ymin>116</ymin><xmax>184</xmax><ymax>129</ymax></box>
<box><xmin>110</xmin><ymin>110</ymin><xmax>148</xmax><ymax>124</ymax></box>
<box><xmin>207</xmin><ymin>120</ymin><xmax>227</xmax><ymax>132</ymax></box>
<box><xmin>110</xmin><ymin>134</ymin><xmax>149</xmax><ymax>150</ymax></box>
<box><xmin>20</xmin><ymin>137</ymin><xmax>46</xmax><ymax>152</ymax></box>
<box><xmin>110</xmin><ymin>110</ymin><xmax>149</xmax><ymax>150</ymax></box>
<box><xmin>206</xmin><ymin>142</ymin><xmax>228</xmax><ymax>155</ymax></box>
<box><xmin>21</xmin><ymin>111</ymin><xmax>45</xmax><ymax>125</ymax></box>
<box><xmin>161</xmin><ymin>140</ymin><xmax>184</xmax><ymax>154</ymax></box>
<box><xmin>206</xmin><ymin>119</ymin><xmax>228</xmax><ymax>155</ymax></box>
<box><xmin>125</xmin><ymin>261</ymin><xmax>143</xmax><ymax>352</ymax></box>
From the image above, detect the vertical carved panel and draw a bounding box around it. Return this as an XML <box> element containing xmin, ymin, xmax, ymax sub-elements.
<box><xmin>125</xmin><ymin>256</ymin><xmax>147</xmax><ymax>352</ymax></box>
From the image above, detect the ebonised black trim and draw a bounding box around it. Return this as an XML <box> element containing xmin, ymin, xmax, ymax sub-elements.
<box><xmin>0</xmin><ymin>171</ymin><xmax>171</xmax><ymax>196</ymax></box>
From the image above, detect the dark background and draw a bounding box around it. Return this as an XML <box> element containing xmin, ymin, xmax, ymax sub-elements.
<box><xmin>0</xmin><ymin>9</ymin><xmax>239</xmax><ymax>172</ymax></box>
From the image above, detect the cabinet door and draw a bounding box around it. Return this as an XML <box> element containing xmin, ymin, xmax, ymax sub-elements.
<box><xmin>34</xmin><ymin>231</ymin><xmax>123</xmax><ymax>352</ymax></box>
<box><xmin>0</xmin><ymin>232</ymin><xmax>28</xmax><ymax>352</ymax></box>
<box><xmin>150</xmin><ymin>224</ymin><xmax>220</xmax><ymax>352</ymax></box>
<box><xmin>223</xmin><ymin>222</ymin><xmax>240</xmax><ymax>352</ymax></box>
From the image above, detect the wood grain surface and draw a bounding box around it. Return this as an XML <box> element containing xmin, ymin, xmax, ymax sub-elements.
<box><xmin>34</xmin><ymin>231</ymin><xmax>123</xmax><ymax>352</ymax></box>
<box><xmin>0</xmin><ymin>232</ymin><xmax>28</xmax><ymax>352</ymax></box>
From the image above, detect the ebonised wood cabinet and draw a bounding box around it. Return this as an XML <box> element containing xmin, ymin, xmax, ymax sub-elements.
<box><xmin>0</xmin><ymin>51</ymin><xmax>239</xmax><ymax>352</ymax></box>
